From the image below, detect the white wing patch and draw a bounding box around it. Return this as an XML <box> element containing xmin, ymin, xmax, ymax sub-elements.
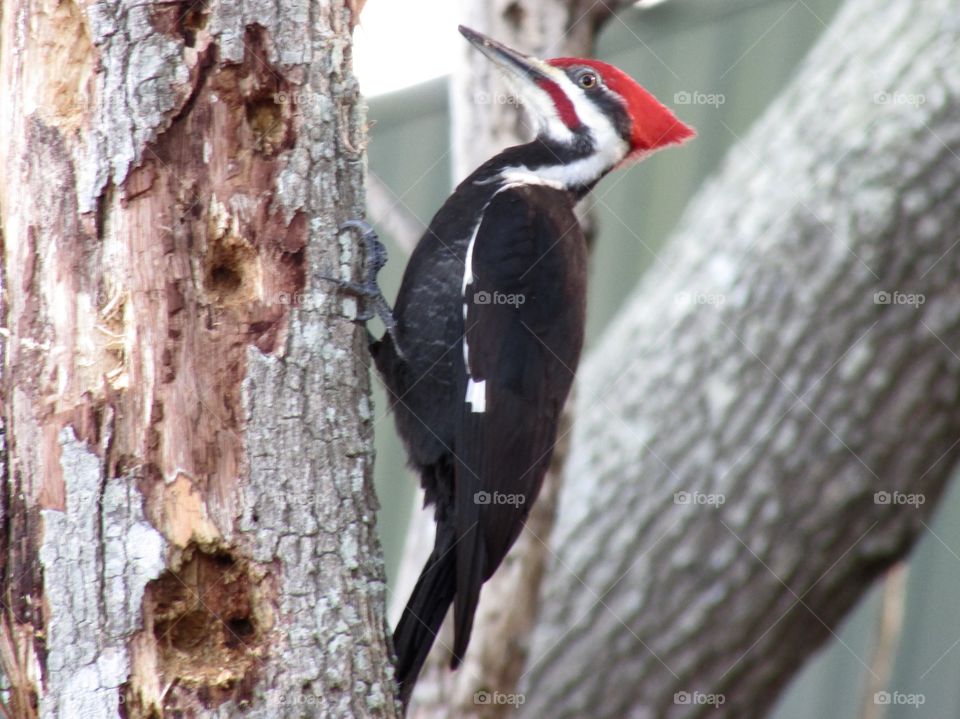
<box><xmin>465</xmin><ymin>378</ymin><xmax>487</xmax><ymax>413</ymax></box>
<box><xmin>460</xmin><ymin>181</ymin><xmax>541</xmax><ymax>414</ymax></box>
<box><xmin>462</xmin><ymin>212</ymin><xmax>486</xmax><ymax>413</ymax></box>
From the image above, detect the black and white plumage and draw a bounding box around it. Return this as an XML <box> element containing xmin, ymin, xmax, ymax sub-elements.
<box><xmin>347</xmin><ymin>26</ymin><xmax>694</xmax><ymax>704</ymax></box>
<box><xmin>375</xmin><ymin>171</ymin><xmax>587</xmax><ymax>701</ymax></box>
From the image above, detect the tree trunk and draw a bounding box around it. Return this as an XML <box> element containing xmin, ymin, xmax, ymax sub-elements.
<box><xmin>0</xmin><ymin>1</ymin><xmax>396</xmax><ymax>717</ymax></box>
<box><xmin>520</xmin><ymin>0</ymin><xmax>960</xmax><ymax>716</ymax></box>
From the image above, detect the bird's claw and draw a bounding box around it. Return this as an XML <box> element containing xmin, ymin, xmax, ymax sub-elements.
<box><xmin>325</xmin><ymin>220</ymin><xmax>406</xmax><ymax>360</ymax></box>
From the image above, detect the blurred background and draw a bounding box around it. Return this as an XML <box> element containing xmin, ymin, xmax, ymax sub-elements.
<box><xmin>354</xmin><ymin>1</ymin><xmax>960</xmax><ymax>716</ymax></box>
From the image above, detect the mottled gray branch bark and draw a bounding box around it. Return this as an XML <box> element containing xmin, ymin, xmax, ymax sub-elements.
<box><xmin>520</xmin><ymin>0</ymin><xmax>960</xmax><ymax>717</ymax></box>
<box><xmin>0</xmin><ymin>1</ymin><xmax>395</xmax><ymax>717</ymax></box>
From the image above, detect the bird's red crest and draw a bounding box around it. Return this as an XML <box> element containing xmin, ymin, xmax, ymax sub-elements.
<box><xmin>548</xmin><ymin>58</ymin><xmax>695</xmax><ymax>159</ymax></box>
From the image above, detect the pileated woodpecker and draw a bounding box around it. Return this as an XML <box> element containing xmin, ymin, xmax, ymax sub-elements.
<box><xmin>336</xmin><ymin>26</ymin><xmax>693</xmax><ymax>704</ymax></box>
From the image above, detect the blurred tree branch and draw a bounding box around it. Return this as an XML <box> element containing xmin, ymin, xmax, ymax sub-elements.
<box><xmin>520</xmin><ymin>0</ymin><xmax>960</xmax><ymax>716</ymax></box>
<box><xmin>367</xmin><ymin>171</ymin><xmax>425</xmax><ymax>255</ymax></box>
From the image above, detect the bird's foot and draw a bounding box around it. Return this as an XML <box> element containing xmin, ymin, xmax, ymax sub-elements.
<box><xmin>323</xmin><ymin>220</ymin><xmax>405</xmax><ymax>359</ymax></box>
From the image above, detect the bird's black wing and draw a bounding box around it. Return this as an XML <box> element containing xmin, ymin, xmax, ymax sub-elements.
<box><xmin>452</xmin><ymin>184</ymin><xmax>586</xmax><ymax>664</ymax></box>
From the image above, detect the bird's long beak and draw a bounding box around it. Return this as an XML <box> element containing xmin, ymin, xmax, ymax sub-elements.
<box><xmin>458</xmin><ymin>25</ymin><xmax>593</xmax><ymax>144</ymax></box>
<box><xmin>459</xmin><ymin>25</ymin><xmax>555</xmax><ymax>85</ymax></box>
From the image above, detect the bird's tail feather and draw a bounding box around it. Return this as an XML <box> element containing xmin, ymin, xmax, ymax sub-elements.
<box><xmin>452</xmin><ymin>524</ymin><xmax>485</xmax><ymax>669</ymax></box>
<box><xmin>392</xmin><ymin>534</ymin><xmax>458</xmax><ymax>706</ymax></box>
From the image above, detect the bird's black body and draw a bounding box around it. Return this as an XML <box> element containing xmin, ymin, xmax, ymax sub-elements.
<box><xmin>374</xmin><ymin>143</ymin><xmax>591</xmax><ymax>476</ymax></box>
<box><xmin>372</xmin><ymin>142</ymin><xmax>588</xmax><ymax>702</ymax></box>
<box><xmin>337</xmin><ymin>25</ymin><xmax>693</xmax><ymax>707</ymax></box>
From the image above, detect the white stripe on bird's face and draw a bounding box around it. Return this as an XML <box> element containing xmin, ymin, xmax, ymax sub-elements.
<box><xmin>494</xmin><ymin>61</ymin><xmax>579</xmax><ymax>145</ymax></box>
<box><xmin>506</xmin><ymin>66</ymin><xmax>630</xmax><ymax>189</ymax></box>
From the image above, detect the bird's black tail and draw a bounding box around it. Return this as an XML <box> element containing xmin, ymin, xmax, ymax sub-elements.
<box><xmin>392</xmin><ymin>532</ymin><xmax>458</xmax><ymax>706</ymax></box>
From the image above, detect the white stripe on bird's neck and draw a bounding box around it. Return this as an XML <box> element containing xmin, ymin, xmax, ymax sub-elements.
<box><xmin>499</xmin><ymin>71</ymin><xmax>629</xmax><ymax>190</ymax></box>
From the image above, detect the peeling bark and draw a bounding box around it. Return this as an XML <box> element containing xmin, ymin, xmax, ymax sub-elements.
<box><xmin>519</xmin><ymin>0</ymin><xmax>960</xmax><ymax>716</ymax></box>
<box><xmin>0</xmin><ymin>1</ymin><xmax>395</xmax><ymax>717</ymax></box>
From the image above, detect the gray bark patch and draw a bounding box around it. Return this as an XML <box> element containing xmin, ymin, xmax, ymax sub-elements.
<box><xmin>39</xmin><ymin>427</ymin><xmax>166</xmax><ymax>719</ymax></box>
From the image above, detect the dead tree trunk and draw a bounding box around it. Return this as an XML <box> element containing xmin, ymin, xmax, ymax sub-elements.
<box><xmin>0</xmin><ymin>1</ymin><xmax>396</xmax><ymax>717</ymax></box>
<box><xmin>520</xmin><ymin>0</ymin><xmax>960</xmax><ymax>716</ymax></box>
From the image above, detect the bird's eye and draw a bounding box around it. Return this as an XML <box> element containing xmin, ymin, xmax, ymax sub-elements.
<box><xmin>578</xmin><ymin>72</ymin><xmax>598</xmax><ymax>89</ymax></box>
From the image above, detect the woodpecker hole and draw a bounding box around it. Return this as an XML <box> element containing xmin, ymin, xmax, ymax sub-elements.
<box><xmin>203</xmin><ymin>208</ymin><xmax>260</xmax><ymax>306</ymax></box>
<box><xmin>245</xmin><ymin>95</ymin><xmax>289</xmax><ymax>156</ymax></box>
<box><xmin>177</xmin><ymin>0</ymin><xmax>210</xmax><ymax>47</ymax></box>
<box><xmin>208</xmin><ymin>264</ymin><xmax>242</xmax><ymax>293</ymax></box>
<box><xmin>225</xmin><ymin>616</ymin><xmax>256</xmax><ymax>647</ymax></box>
<box><xmin>212</xmin><ymin>550</ymin><xmax>236</xmax><ymax>567</ymax></box>
<box><xmin>143</xmin><ymin>544</ymin><xmax>267</xmax><ymax>708</ymax></box>
<box><xmin>150</xmin><ymin>0</ymin><xmax>209</xmax><ymax>48</ymax></box>
<box><xmin>157</xmin><ymin>610</ymin><xmax>208</xmax><ymax>651</ymax></box>
<box><xmin>204</xmin><ymin>256</ymin><xmax>247</xmax><ymax>303</ymax></box>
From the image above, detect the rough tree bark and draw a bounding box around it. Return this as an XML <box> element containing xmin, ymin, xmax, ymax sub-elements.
<box><xmin>518</xmin><ymin>0</ymin><xmax>960</xmax><ymax>717</ymax></box>
<box><xmin>0</xmin><ymin>1</ymin><xmax>396</xmax><ymax>717</ymax></box>
<box><xmin>402</xmin><ymin>1</ymin><xmax>632</xmax><ymax>716</ymax></box>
